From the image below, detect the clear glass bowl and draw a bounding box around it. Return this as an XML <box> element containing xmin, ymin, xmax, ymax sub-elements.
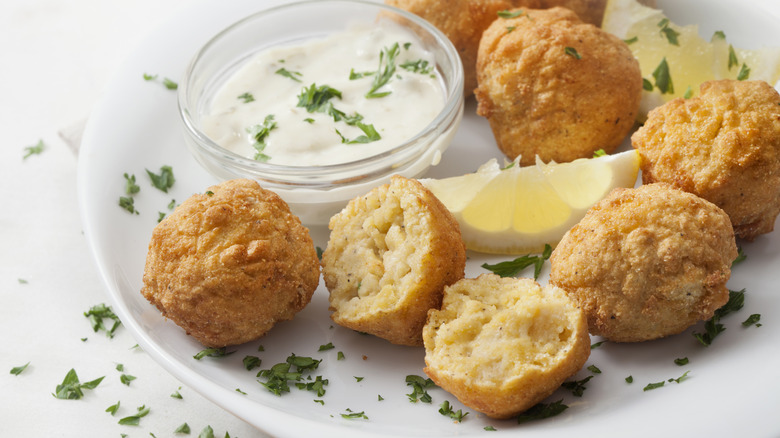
<box><xmin>178</xmin><ymin>0</ymin><xmax>464</xmax><ymax>225</ymax></box>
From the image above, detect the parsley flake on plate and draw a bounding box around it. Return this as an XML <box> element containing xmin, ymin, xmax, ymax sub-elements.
<box><xmin>516</xmin><ymin>400</ymin><xmax>568</xmax><ymax>423</ymax></box>
<box><xmin>10</xmin><ymin>362</ymin><xmax>30</xmax><ymax>376</ymax></box>
<box><xmin>118</xmin><ymin>404</ymin><xmax>150</xmax><ymax>426</ymax></box>
<box><xmin>84</xmin><ymin>303</ymin><xmax>122</xmax><ymax>338</ymax></box>
<box><xmin>439</xmin><ymin>400</ymin><xmax>468</xmax><ymax>422</ymax></box>
<box><xmin>481</xmin><ymin>244</ymin><xmax>552</xmax><ymax>280</ymax></box>
<box><xmin>53</xmin><ymin>368</ymin><xmax>105</xmax><ymax>400</ymax></box>
<box><xmin>22</xmin><ymin>139</ymin><xmax>45</xmax><ymax>160</ymax></box>
<box><xmin>146</xmin><ymin>165</ymin><xmax>175</xmax><ymax>193</ymax></box>
<box><xmin>405</xmin><ymin>375</ymin><xmax>435</xmax><ymax>403</ymax></box>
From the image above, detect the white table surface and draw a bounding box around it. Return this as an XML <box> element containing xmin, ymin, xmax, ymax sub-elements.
<box><xmin>1</xmin><ymin>1</ymin><xmax>268</xmax><ymax>436</ymax></box>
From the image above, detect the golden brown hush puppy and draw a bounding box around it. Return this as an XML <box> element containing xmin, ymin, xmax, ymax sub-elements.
<box><xmin>632</xmin><ymin>79</ymin><xmax>780</xmax><ymax>240</ymax></box>
<box><xmin>322</xmin><ymin>175</ymin><xmax>466</xmax><ymax>346</ymax></box>
<box><xmin>423</xmin><ymin>274</ymin><xmax>590</xmax><ymax>419</ymax></box>
<box><xmin>385</xmin><ymin>0</ymin><xmax>656</xmax><ymax>97</ymax></box>
<box><xmin>475</xmin><ymin>7</ymin><xmax>642</xmax><ymax>166</ymax></box>
<box><xmin>549</xmin><ymin>183</ymin><xmax>737</xmax><ymax>343</ymax></box>
<box><xmin>141</xmin><ymin>179</ymin><xmax>320</xmax><ymax>347</ymax></box>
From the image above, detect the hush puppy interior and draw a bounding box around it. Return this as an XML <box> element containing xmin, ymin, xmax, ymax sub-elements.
<box><xmin>632</xmin><ymin>79</ymin><xmax>780</xmax><ymax>240</ymax></box>
<box><xmin>550</xmin><ymin>183</ymin><xmax>738</xmax><ymax>342</ymax></box>
<box><xmin>322</xmin><ymin>175</ymin><xmax>466</xmax><ymax>346</ymax></box>
<box><xmin>475</xmin><ymin>7</ymin><xmax>642</xmax><ymax>166</ymax></box>
<box><xmin>423</xmin><ymin>274</ymin><xmax>590</xmax><ymax>419</ymax></box>
<box><xmin>141</xmin><ymin>178</ymin><xmax>320</xmax><ymax>347</ymax></box>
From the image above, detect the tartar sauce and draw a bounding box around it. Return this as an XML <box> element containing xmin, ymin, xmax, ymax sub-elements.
<box><xmin>202</xmin><ymin>23</ymin><xmax>445</xmax><ymax>166</ymax></box>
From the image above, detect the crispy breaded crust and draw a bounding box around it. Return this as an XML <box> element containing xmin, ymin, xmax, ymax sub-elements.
<box><xmin>632</xmin><ymin>79</ymin><xmax>780</xmax><ymax>240</ymax></box>
<box><xmin>141</xmin><ymin>179</ymin><xmax>320</xmax><ymax>347</ymax></box>
<box><xmin>550</xmin><ymin>183</ymin><xmax>738</xmax><ymax>342</ymax></box>
<box><xmin>475</xmin><ymin>7</ymin><xmax>642</xmax><ymax>166</ymax></box>
<box><xmin>322</xmin><ymin>175</ymin><xmax>466</xmax><ymax>346</ymax></box>
<box><xmin>423</xmin><ymin>274</ymin><xmax>590</xmax><ymax>419</ymax></box>
<box><xmin>385</xmin><ymin>0</ymin><xmax>656</xmax><ymax>97</ymax></box>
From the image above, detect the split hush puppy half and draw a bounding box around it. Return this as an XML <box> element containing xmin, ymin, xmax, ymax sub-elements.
<box><xmin>141</xmin><ymin>179</ymin><xmax>320</xmax><ymax>347</ymax></box>
<box><xmin>632</xmin><ymin>79</ymin><xmax>780</xmax><ymax>240</ymax></box>
<box><xmin>322</xmin><ymin>175</ymin><xmax>466</xmax><ymax>346</ymax></box>
<box><xmin>423</xmin><ymin>274</ymin><xmax>590</xmax><ymax>419</ymax></box>
<box><xmin>550</xmin><ymin>183</ymin><xmax>738</xmax><ymax>342</ymax></box>
<box><xmin>475</xmin><ymin>7</ymin><xmax>642</xmax><ymax>166</ymax></box>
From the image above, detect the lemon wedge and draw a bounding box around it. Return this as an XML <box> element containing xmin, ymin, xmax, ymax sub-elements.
<box><xmin>420</xmin><ymin>150</ymin><xmax>640</xmax><ymax>254</ymax></box>
<box><xmin>602</xmin><ymin>0</ymin><xmax>780</xmax><ymax>118</ymax></box>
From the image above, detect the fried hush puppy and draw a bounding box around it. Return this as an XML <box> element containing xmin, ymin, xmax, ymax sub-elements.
<box><xmin>475</xmin><ymin>7</ymin><xmax>642</xmax><ymax>166</ymax></box>
<box><xmin>322</xmin><ymin>175</ymin><xmax>466</xmax><ymax>346</ymax></box>
<box><xmin>141</xmin><ymin>179</ymin><xmax>320</xmax><ymax>347</ymax></box>
<box><xmin>632</xmin><ymin>79</ymin><xmax>780</xmax><ymax>240</ymax></box>
<box><xmin>550</xmin><ymin>183</ymin><xmax>737</xmax><ymax>342</ymax></box>
<box><xmin>385</xmin><ymin>0</ymin><xmax>656</xmax><ymax>96</ymax></box>
<box><xmin>423</xmin><ymin>274</ymin><xmax>590</xmax><ymax>419</ymax></box>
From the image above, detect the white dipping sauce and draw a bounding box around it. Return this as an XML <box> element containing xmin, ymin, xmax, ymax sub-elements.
<box><xmin>202</xmin><ymin>22</ymin><xmax>445</xmax><ymax>166</ymax></box>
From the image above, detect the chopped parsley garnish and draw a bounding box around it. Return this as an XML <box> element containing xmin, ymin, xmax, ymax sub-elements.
<box><xmin>590</xmin><ymin>340</ymin><xmax>606</xmax><ymax>349</ymax></box>
<box><xmin>118</xmin><ymin>404</ymin><xmax>150</xmax><ymax>426</ymax></box>
<box><xmin>354</xmin><ymin>376</ymin><xmax>364</xmax><ymax>382</ymax></box>
<box><xmin>340</xmin><ymin>409</ymin><xmax>368</xmax><ymax>420</ymax></box>
<box><xmin>146</xmin><ymin>165</ymin><xmax>175</xmax><ymax>193</ymax></box>
<box><xmin>23</xmin><ymin>139</ymin><xmax>45</xmax><ymax>160</ymax></box>
<box><xmin>737</xmin><ymin>63</ymin><xmax>751</xmax><ymax>80</ymax></box>
<box><xmin>439</xmin><ymin>400</ymin><xmax>468</xmax><ymax>422</ymax></box>
<box><xmin>10</xmin><ymin>362</ymin><xmax>30</xmax><ymax>376</ymax></box>
<box><xmin>106</xmin><ymin>401</ymin><xmax>120</xmax><ymax>415</ymax></box>
<box><xmin>693</xmin><ymin>288</ymin><xmax>745</xmax><ymax>346</ymax></box>
<box><xmin>336</xmin><ymin>122</ymin><xmax>382</xmax><ymax>144</ymax></box>
<box><xmin>481</xmin><ymin>244</ymin><xmax>552</xmax><ymax>280</ymax></box>
<box><xmin>711</xmin><ymin>30</ymin><xmax>726</xmax><ymax>41</ymax></box>
<box><xmin>732</xmin><ymin>247</ymin><xmax>747</xmax><ymax>267</ymax></box>
<box><xmin>198</xmin><ymin>425</ymin><xmax>215</xmax><ymax>438</ymax></box>
<box><xmin>243</xmin><ymin>356</ymin><xmax>262</xmax><ymax>371</ymax></box>
<box><xmin>562</xmin><ymin>375</ymin><xmax>593</xmax><ymax>397</ymax></box>
<box><xmin>193</xmin><ymin>347</ymin><xmax>235</xmax><ymax>360</ymax></box>
<box><xmin>728</xmin><ymin>44</ymin><xmax>739</xmax><ymax>70</ymax></box>
<box><xmin>53</xmin><ymin>368</ymin><xmax>105</xmax><ymax>400</ymax></box>
<box><xmin>564</xmin><ymin>47</ymin><xmax>582</xmax><ymax>59</ymax></box>
<box><xmin>587</xmin><ymin>364</ymin><xmax>602</xmax><ymax>374</ymax></box>
<box><xmin>642</xmin><ymin>78</ymin><xmax>654</xmax><ymax>91</ymax></box>
<box><xmin>683</xmin><ymin>85</ymin><xmax>694</xmax><ymax>99</ymax></box>
<box><xmin>174</xmin><ymin>423</ymin><xmax>191</xmax><ymax>434</ymax></box>
<box><xmin>497</xmin><ymin>9</ymin><xmax>525</xmax><ymax>18</ymax></box>
<box><xmin>643</xmin><ymin>381</ymin><xmax>665</xmax><ymax>391</ymax></box>
<box><xmin>119</xmin><ymin>196</ymin><xmax>139</xmax><ymax>214</ymax></box>
<box><xmin>365</xmin><ymin>43</ymin><xmax>400</xmax><ymax>98</ymax></box>
<box><xmin>237</xmin><ymin>92</ymin><xmax>255</xmax><ymax>103</ymax></box>
<box><xmin>84</xmin><ymin>303</ymin><xmax>122</xmax><ymax>338</ymax></box>
<box><xmin>276</xmin><ymin>67</ymin><xmax>303</xmax><ymax>82</ymax></box>
<box><xmin>592</xmin><ymin>149</ymin><xmax>607</xmax><ymax>158</ymax></box>
<box><xmin>236</xmin><ymin>388</ymin><xmax>247</xmax><ymax>395</ymax></box>
<box><xmin>516</xmin><ymin>400</ymin><xmax>568</xmax><ymax>423</ymax></box>
<box><xmin>316</xmin><ymin>246</ymin><xmax>324</xmax><ymax>260</ymax></box>
<box><xmin>120</xmin><ymin>374</ymin><xmax>136</xmax><ymax>386</ymax></box>
<box><xmin>405</xmin><ymin>375</ymin><xmax>435</xmax><ymax>403</ymax></box>
<box><xmin>400</xmin><ymin>59</ymin><xmax>434</xmax><ymax>75</ymax></box>
<box><xmin>349</xmin><ymin>68</ymin><xmax>374</xmax><ymax>80</ymax></box>
<box><xmin>485</xmin><ymin>426</ymin><xmax>497</xmax><ymax>431</ymax></box>
<box><xmin>257</xmin><ymin>354</ymin><xmax>325</xmax><ymax>396</ymax></box>
<box><xmin>337</xmin><ymin>351</ymin><xmax>345</xmax><ymax>360</ymax></box>
<box><xmin>657</xmin><ymin>18</ymin><xmax>680</xmax><ymax>46</ymax></box>
<box><xmin>295</xmin><ymin>375</ymin><xmax>329</xmax><ymax>396</ymax></box>
<box><xmin>18</xmin><ymin>278</ymin><xmax>28</xmax><ymax>284</ymax></box>
<box><xmin>143</xmin><ymin>73</ymin><xmax>157</xmax><ymax>81</ymax></box>
<box><xmin>674</xmin><ymin>357</ymin><xmax>689</xmax><ymax>366</ymax></box>
<box><xmin>171</xmin><ymin>387</ymin><xmax>183</xmax><ymax>399</ymax></box>
<box><xmin>625</xmin><ymin>375</ymin><xmax>634</xmax><ymax>383</ymax></box>
<box><xmin>298</xmin><ymin>83</ymin><xmax>342</xmax><ymax>112</ymax></box>
<box><xmin>623</xmin><ymin>36</ymin><xmax>639</xmax><ymax>45</ymax></box>
<box><xmin>163</xmin><ymin>78</ymin><xmax>178</xmax><ymax>90</ymax></box>
<box><xmin>651</xmin><ymin>57</ymin><xmax>674</xmax><ymax>94</ymax></box>
<box><xmin>742</xmin><ymin>314</ymin><xmax>761</xmax><ymax>327</ymax></box>
<box><xmin>506</xmin><ymin>26</ymin><xmax>516</xmax><ymax>33</ymax></box>
<box><xmin>247</xmin><ymin>114</ymin><xmax>277</xmax><ymax>162</ymax></box>
<box><xmin>123</xmin><ymin>173</ymin><xmax>140</xmax><ymax>194</ymax></box>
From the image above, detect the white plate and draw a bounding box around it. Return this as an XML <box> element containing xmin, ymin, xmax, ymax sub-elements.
<box><xmin>78</xmin><ymin>1</ymin><xmax>780</xmax><ymax>437</ymax></box>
